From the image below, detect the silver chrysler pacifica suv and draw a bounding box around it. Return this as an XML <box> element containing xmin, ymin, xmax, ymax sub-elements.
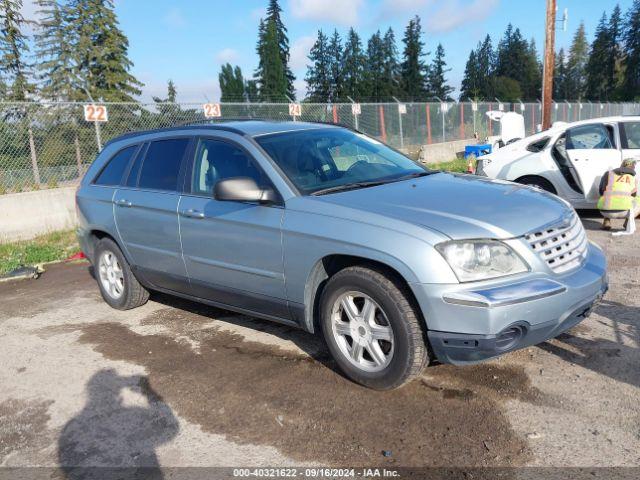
<box><xmin>76</xmin><ymin>121</ymin><xmax>608</xmax><ymax>390</ymax></box>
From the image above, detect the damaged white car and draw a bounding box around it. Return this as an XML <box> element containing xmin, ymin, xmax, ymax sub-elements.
<box><xmin>475</xmin><ymin>116</ymin><xmax>640</xmax><ymax>209</ymax></box>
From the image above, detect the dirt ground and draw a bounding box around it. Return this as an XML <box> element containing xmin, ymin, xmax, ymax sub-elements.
<box><xmin>0</xmin><ymin>214</ymin><xmax>638</xmax><ymax>476</ymax></box>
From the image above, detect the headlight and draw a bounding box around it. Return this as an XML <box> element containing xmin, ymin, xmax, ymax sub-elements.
<box><xmin>436</xmin><ymin>240</ymin><xmax>529</xmax><ymax>282</ymax></box>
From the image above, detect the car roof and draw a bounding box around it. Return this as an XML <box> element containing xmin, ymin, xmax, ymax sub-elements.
<box><xmin>104</xmin><ymin>120</ymin><xmax>341</xmax><ymax>147</ymax></box>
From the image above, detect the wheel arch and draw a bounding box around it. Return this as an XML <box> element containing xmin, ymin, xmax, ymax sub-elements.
<box><xmin>302</xmin><ymin>254</ymin><xmax>425</xmax><ymax>334</ymax></box>
<box><xmin>513</xmin><ymin>174</ymin><xmax>558</xmax><ymax>194</ymax></box>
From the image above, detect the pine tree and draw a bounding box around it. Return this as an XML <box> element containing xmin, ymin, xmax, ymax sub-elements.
<box><xmin>260</xmin><ymin>19</ymin><xmax>288</xmax><ymax>101</ymax></box>
<box><xmin>476</xmin><ymin>35</ymin><xmax>495</xmax><ymax>98</ymax></box>
<box><xmin>327</xmin><ymin>29</ymin><xmax>343</xmax><ymax>102</ymax></box>
<box><xmin>607</xmin><ymin>4</ymin><xmax>624</xmax><ymax>98</ymax></box>
<box><xmin>152</xmin><ymin>80</ymin><xmax>182</xmax><ymax>120</ymax></box>
<box><xmin>219</xmin><ymin>64</ymin><xmax>246</xmax><ymax>102</ymax></box>
<box><xmin>265</xmin><ymin>0</ymin><xmax>295</xmax><ymax>98</ymax></box>
<box><xmin>495</xmin><ymin>25</ymin><xmax>539</xmax><ymax>99</ymax></box>
<box><xmin>623</xmin><ymin>0</ymin><xmax>640</xmax><ymax>99</ymax></box>
<box><xmin>460</xmin><ymin>49</ymin><xmax>480</xmax><ymax>100</ymax></box>
<box><xmin>0</xmin><ymin>0</ymin><xmax>33</xmax><ymax>100</ymax></box>
<box><xmin>66</xmin><ymin>0</ymin><xmax>143</xmax><ymax>101</ymax></box>
<box><xmin>381</xmin><ymin>28</ymin><xmax>399</xmax><ymax>100</ymax></box>
<box><xmin>554</xmin><ymin>48</ymin><xmax>569</xmax><ymax>99</ymax></box>
<box><xmin>341</xmin><ymin>28</ymin><xmax>366</xmax><ymax>100</ymax></box>
<box><xmin>34</xmin><ymin>0</ymin><xmax>75</xmax><ymax>100</ymax></box>
<box><xmin>585</xmin><ymin>13</ymin><xmax>610</xmax><ymax>100</ymax></box>
<box><xmin>565</xmin><ymin>22</ymin><xmax>589</xmax><ymax>99</ymax></box>
<box><xmin>400</xmin><ymin>16</ymin><xmax>428</xmax><ymax>101</ymax></box>
<box><xmin>365</xmin><ymin>30</ymin><xmax>385</xmax><ymax>101</ymax></box>
<box><xmin>305</xmin><ymin>29</ymin><xmax>331</xmax><ymax>102</ymax></box>
<box><xmin>428</xmin><ymin>43</ymin><xmax>453</xmax><ymax>100</ymax></box>
<box><xmin>245</xmin><ymin>79</ymin><xmax>259</xmax><ymax>102</ymax></box>
<box><xmin>521</xmin><ymin>39</ymin><xmax>541</xmax><ymax>100</ymax></box>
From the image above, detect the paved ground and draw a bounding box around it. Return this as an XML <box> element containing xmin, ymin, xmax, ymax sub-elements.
<box><xmin>0</xmin><ymin>214</ymin><xmax>638</xmax><ymax>475</ymax></box>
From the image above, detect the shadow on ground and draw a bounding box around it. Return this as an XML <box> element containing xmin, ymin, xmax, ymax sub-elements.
<box><xmin>58</xmin><ymin>369</ymin><xmax>178</xmax><ymax>480</ymax></box>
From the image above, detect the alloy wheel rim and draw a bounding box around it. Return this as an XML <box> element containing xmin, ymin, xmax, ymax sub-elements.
<box><xmin>98</xmin><ymin>250</ymin><xmax>125</xmax><ymax>299</ymax></box>
<box><xmin>331</xmin><ymin>291</ymin><xmax>394</xmax><ymax>372</ymax></box>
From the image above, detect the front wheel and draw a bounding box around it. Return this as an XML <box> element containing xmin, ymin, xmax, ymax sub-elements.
<box><xmin>94</xmin><ymin>238</ymin><xmax>149</xmax><ymax>310</ymax></box>
<box><xmin>320</xmin><ymin>266</ymin><xmax>429</xmax><ymax>390</ymax></box>
<box><xmin>517</xmin><ymin>176</ymin><xmax>557</xmax><ymax>194</ymax></box>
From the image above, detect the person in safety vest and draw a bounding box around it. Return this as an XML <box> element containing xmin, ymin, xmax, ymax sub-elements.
<box><xmin>598</xmin><ymin>159</ymin><xmax>638</xmax><ymax>231</ymax></box>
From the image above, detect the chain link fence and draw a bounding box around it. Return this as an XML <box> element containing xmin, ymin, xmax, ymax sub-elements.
<box><xmin>1</xmin><ymin>100</ymin><xmax>638</xmax><ymax>194</ymax></box>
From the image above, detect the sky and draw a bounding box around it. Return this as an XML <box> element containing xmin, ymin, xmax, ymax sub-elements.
<box><xmin>23</xmin><ymin>0</ymin><xmax>636</xmax><ymax>103</ymax></box>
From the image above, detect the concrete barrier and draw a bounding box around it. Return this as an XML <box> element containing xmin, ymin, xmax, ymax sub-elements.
<box><xmin>0</xmin><ymin>187</ymin><xmax>77</xmax><ymax>242</ymax></box>
<box><xmin>417</xmin><ymin>139</ymin><xmax>477</xmax><ymax>164</ymax></box>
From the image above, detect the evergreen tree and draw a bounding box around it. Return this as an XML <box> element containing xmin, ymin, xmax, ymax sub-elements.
<box><xmin>381</xmin><ymin>28</ymin><xmax>399</xmax><ymax>100</ymax></box>
<box><xmin>428</xmin><ymin>43</ymin><xmax>453</xmax><ymax>100</ymax></box>
<box><xmin>341</xmin><ymin>27</ymin><xmax>366</xmax><ymax>100</ymax></box>
<box><xmin>400</xmin><ymin>15</ymin><xmax>428</xmax><ymax>101</ymax></box>
<box><xmin>0</xmin><ymin>0</ymin><xmax>33</xmax><ymax>100</ymax></box>
<box><xmin>365</xmin><ymin>30</ymin><xmax>385</xmax><ymax>101</ymax></box>
<box><xmin>495</xmin><ymin>25</ymin><xmax>539</xmax><ymax>99</ymax></box>
<box><xmin>305</xmin><ymin>29</ymin><xmax>331</xmax><ymax>102</ymax></box>
<box><xmin>34</xmin><ymin>0</ymin><xmax>75</xmax><ymax>100</ymax></box>
<box><xmin>152</xmin><ymin>80</ymin><xmax>182</xmax><ymax>120</ymax></box>
<box><xmin>259</xmin><ymin>19</ymin><xmax>288</xmax><ymax>101</ymax></box>
<box><xmin>219</xmin><ymin>64</ymin><xmax>246</xmax><ymax>102</ymax></box>
<box><xmin>476</xmin><ymin>35</ymin><xmax>495</xmax><ymax>98</ymax></box>
<box><xmin>460</xmin><ymin>49</ymin><xmax>481</xmax><ymax>100</ymax></box>
<box><xmin>585</xmin><ymin>13</ymin><xmax>610</xmax><ymax>99</ymax></box>
<box><xmin>565</xmin><ymin>22</ymin><xmax>589</xmax><ymax>99</ymax></box>
<box><xmin>554</xmin><ymin>48</ymin><xmax>569</xmax><ymax>99</ymax></box>
<box><xmin>327</xmin><ymin>29</ymin><xmax>343</xmax><ymax>102</ymax></box>
<box><xmin>622</xmin><ymin>0</ymin><xmax>640</xmax><ymax>99</ymax></box>
<box><xmin>245</xmin><ymin>79</ymin><xmax>259</xmax><ymax>102</ymax></box>
<box><xmin>265</xmin><ymin>0</ymin><xmax>295</xmax><ymax>98</ymax></box>
<box><xmin>607</xmin><ymin>4</ymin><xmax>624</xmax><ymax>98</ymax></box>
<box><xmin>66</xmin><ymin>0</ymin><xmax>143</xmax><ymax>101</ymax></box>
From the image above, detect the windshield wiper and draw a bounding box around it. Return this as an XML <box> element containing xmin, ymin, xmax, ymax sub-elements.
<box><xmin>393</xmin><ymin>170</ymin><xmax>439</xmax><ymax>181</ymax></box>
<box><xmin>310</xmin><ymin>180</ymin><xmax>390</xmax><ymax>196</ymax></box>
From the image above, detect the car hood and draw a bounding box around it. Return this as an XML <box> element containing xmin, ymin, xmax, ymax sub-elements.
<box><xmin>312</xmin><ymin>172</ymin><xmax>573</xmax><ymax>240</ymax></box>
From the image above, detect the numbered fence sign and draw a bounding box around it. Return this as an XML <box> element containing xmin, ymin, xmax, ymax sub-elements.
<box><xmin>498</xmin><ymin>103</ymin><xmax>504</xmax><ymax>111</ymax></box>
<box><xmin>351</xmin><ymin>103</ymin><xmax>361</xmax><ymax>115</ymax></box>
<box><xmin>471</xmin><ymin>102</ymin><xmax>478</xmax><ymax>112</ymax></box>
<box><xmin>289</xmin><ymin>103</ymin><xmax>302</xmax><ymax>117</ymax></box>
<box><xmin>83</xmin><ymin>104</ymin><xmax>108</xmax><ymax>122</ymax></box>
<box><xmin>203</xmin><ymin>103</ymin><xmax>222</xmax><ymax>118</ymax></box>
<box><xmin>398</xmin><ymin>104</ymin><xmax>407</xmax><ymax>114</ymax></box>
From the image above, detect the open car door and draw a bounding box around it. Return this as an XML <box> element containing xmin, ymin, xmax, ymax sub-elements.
<box><xmin>565</xmin><ymin>123</ymin><xmax>622</xmax><ymax>202</ymax></box>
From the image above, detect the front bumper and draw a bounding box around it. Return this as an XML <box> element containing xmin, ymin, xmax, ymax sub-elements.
<box><xmin>411</xmin><ymin>242</ymin><xmax>608</xmax><ymax>364</ymax></box>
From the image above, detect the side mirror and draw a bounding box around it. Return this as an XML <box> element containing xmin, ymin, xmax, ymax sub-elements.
<box><xmin>214</xmin><ymin>177</ymin><xmax>277</xmax><ymax>204</ymax></box>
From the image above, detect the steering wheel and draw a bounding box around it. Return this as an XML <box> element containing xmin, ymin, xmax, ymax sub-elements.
<box><xmin>345</xmin><ymin>160</ymin><xmax>369</xmax><ymax>176</ymax></box>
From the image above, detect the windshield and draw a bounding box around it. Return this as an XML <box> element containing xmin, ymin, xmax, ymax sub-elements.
<box><xmin>255</xmin><ymin>128</ymin><xmax>428</xmax><ymax>195</ymax></box>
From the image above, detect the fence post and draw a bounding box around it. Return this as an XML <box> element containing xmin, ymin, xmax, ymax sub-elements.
<box><xmin>459</xmin><ymin>103</ymin><xmax>465</xmax><ymax>140</ymax></box>
<box><xmin>332</xmin><ymin>105</ymin><xmax>338</xmax><ymax>124</ymax></box>
<box><xmin>28</xmin><ymin>125</ymin><xmax>41</xmax><ymax>186</ymax></box>
<box><xmin>75</xmin><ymin>134</ymin><xmax>83</xmax><ymax>176</ymax></box>
<box><xmin>426</xmin><ymin>104</ymin><xmax>432</xmax><ymax>144</ymax></box>
<box><xmin>94</xmin><ymin>120</ymin><xmax>103</xmax><ymax>152</ymax></box>
<box><xmin>392</xmin><ymin>98</ymin><xmax>404</xmax><ymax>149</ymax></box>
<box><xmin>378</xmin><ymin>105</ymin><xmax>387</xmax><ymax>143</ymax></box>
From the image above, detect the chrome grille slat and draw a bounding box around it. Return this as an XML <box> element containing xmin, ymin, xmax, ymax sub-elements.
<box><xmin>525</xmin><ymin>213</ymin><xmax>587</xmax><ymax>274</ymax></box>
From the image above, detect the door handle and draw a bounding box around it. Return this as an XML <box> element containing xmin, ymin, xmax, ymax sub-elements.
<box><xmin>116</xmin><ymin>199</ymin><xmax>132</xmax><ymax>207</ymax></box>
<box><xmin>180</xmin><ymin>209</ymin><xmax>205</xmax><ymax>219</ymax></box>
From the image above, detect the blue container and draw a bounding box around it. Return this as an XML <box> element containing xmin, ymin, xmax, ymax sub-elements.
<box><xmin>464</xmin><ymin>144</ymin><xmax>492</xmax><ymax>159</ymax></box>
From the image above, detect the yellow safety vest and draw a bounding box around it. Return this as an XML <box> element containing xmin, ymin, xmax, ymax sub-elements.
<box><xmin>597</xmin><ymin>171</ymin><xmax>635</xmax><ymax>211</ymax></box>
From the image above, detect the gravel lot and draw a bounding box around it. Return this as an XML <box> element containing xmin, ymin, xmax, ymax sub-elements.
<box><xmin>0</xmin><ymin>214</ymin><xmax>638</xmax><ymax>476</ymax></box>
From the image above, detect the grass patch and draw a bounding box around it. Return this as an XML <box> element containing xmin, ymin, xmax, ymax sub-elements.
<box><xmin>428</xmin><ymin>157</ymin><xmax>469</xmax><ymax>173</ymax></box>
<box><xmin>0</xmin><ymin>229</ymin><xmax>79</xmax><ymax>276</ymax></box>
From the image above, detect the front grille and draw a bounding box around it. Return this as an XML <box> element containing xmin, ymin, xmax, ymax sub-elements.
<box><xmin>525</xmin><ymin>213</ymin><xmax>588</xmax><ymax>274</ymax></box>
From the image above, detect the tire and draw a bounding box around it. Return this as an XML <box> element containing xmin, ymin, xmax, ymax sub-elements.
<box><xmin>517</xmin><ymin>176</ymin><xmax>557</xmax><ymax>194</ymax></box>
<box><xmin>320</xmin><ymin>266</ymin><xmax>429</xmax><ymax>390</ymax></box>
<box><xmin>94</xmin><ymin>237</ymin><xmax>149</xmax><ymax>310</ymax></box>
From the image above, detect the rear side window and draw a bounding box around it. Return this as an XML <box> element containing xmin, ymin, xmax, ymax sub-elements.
<box><xmin>138</xmin><ymin>138</ymin><xmax>190</xmax><ymax>191</ymax></box>
<box><xmin>94</xmin><ymin>146</ymin><xmax>138</xmax><ymax>186</ymax></box>
<box><xmin>526</xmin><ymin>137</ymin><xmax>550</xmax><ymax>153</ymax></box>
<box><xmin>620</xmin><ymin>122</ymin><xmax>640</xmax><ymax>149</ymax></box>
<box><xmin>566</xmin><ymin>124</ymin><xmax>613</xmax><ymax>150</ymax></box>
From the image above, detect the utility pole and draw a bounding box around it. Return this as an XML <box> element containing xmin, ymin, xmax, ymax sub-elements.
<box><xmin>542</xmin><ymin>0</ymin><xmax>557</xmax><ymax>130</ymax></box>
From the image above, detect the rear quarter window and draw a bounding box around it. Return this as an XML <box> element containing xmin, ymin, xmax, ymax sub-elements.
<box><xmin>93</xmin><ymin>145</ymin><xmax>139</xmax><ymax>186</ymax></box>
<box><xmin>620</xmin><ymin>122</ymin><xmax>640</xmax><ymax>149</ymax></box>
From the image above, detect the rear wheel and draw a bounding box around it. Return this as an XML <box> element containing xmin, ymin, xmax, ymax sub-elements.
<box><xmin>320</xmin><ymin>266</ymin><xmax>429</xmax><ymax>390</ymax></box>
<box><xmin>94</xmin><ymin>238</ymin><xmax>149</xmax><ymax>310</ymax></box>
<box><xmin>517</xmin><ymin>176</ymin><xmax>557</xmax><ymax>194</ymax></box>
